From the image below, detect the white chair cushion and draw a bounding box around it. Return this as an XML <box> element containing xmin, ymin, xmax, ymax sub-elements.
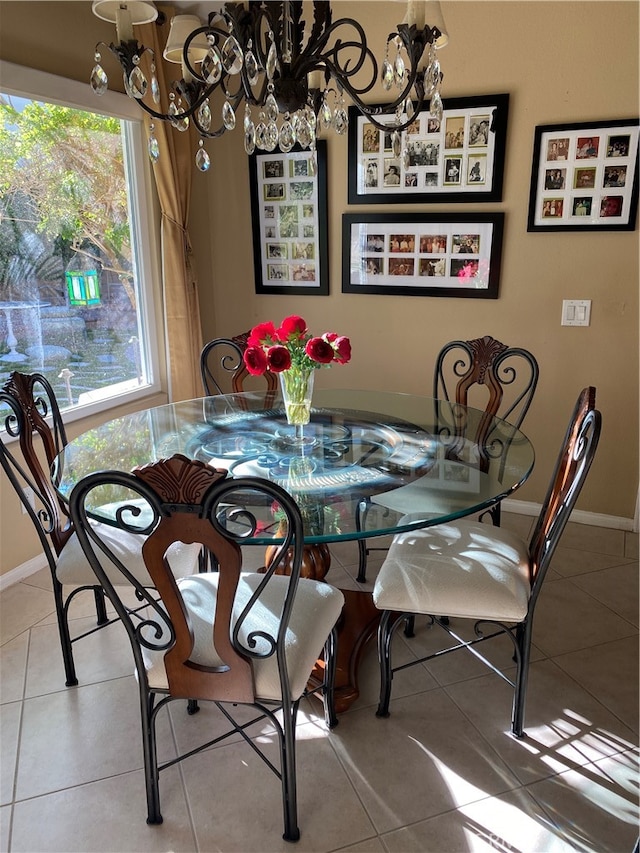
<box><xmin>56</xmin><ymin>523</ymin><xmax>201</xmax><ymax>587</ymax></box>
<box><xmin>144</xmin><ymin>573</ymin><xmax>345</xmax><ymax>702</ymax></box>
<box><xmin>373</xmin><ymin>520</ymin><xmax>531</xmax><ymax>622</ymax></box>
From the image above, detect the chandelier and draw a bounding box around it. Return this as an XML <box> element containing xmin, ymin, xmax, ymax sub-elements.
<box><xmin>90</xmin><ymin>1</ymin><xmax>448</xmax><ymax>171</ymax></box>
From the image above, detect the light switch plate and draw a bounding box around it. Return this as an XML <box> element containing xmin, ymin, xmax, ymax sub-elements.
<box><xmin>562</xmin><ymin>299</ymin><xmax>591</xmax><ymax>326</ymax></box>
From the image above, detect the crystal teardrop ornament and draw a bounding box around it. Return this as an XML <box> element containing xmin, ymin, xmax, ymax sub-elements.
<box><xmin>90</xmin><ymin>63</ymin><xmax>108</xmax><ymax>95</ymax></box>
<box><xmin>381</xmin><ymin>59</ymin><xmax>394</xmax><ymax>91</ymax></box>
<box><xmin>392</xmin><ymin>130</ymin><xmax>402</xmax><ymax>158</ymax></box>
<box><xmin>429</xmin><ymin>90</ymin><xmax>443</xmax><ymax>122</ymax></box>
<box><xmin>169</xmin><ymin>101</ymin><xmax>189</xmax><ymax>132</ymax></box>
<box><xmin>265</xmin><ymin>121</ymin><xmax>278</xmax><ymax>152</ymax></box>
<box><xmin>195</xmin><ymin>142</ymin><xmax>211</xmax><ymax>172</ymax></box>
<box><xmin>255</xmin><ymin>121</ymin><xmax>268</xmax><ymax>149</ymax></box>
<box><xmin>151</xmin><ymin>73</ymin><xmax>160</xmax><ymax>105</ymax></box>
<box><xmin>317</xmin><ymin>100</ymin><xmax>332</xmax><ymax>132</ymax></box>
<box><xmin>202</xmin><ymin>48</ymin><xmax>222</xmax><ymax>84</ymax></box>
<box><xmin>279</xmin><ymin>120</ymin><xmax>295</xmax><ymax>152</ymax></box>
<box><xmin>427</xmin><ymin>58</ymin><xmax>441</xmax><ymax>96</ymax></box>
<box><xmin>128</xmin><ymin>66</ymin><xmax>147</xmax><ymax>99</ymax></box>
<box><xmin>222</xmin><ymin>100</ymin><xmax>236</xmax><ymax>130</ymax></box>
<box><xmin>197</xmin><ymin>100</ymin><xmax>212</xmax><ymax>132</ymax></box>
<box><xmin>244</xmin><ymin>104</ymin><xmax>252</xmax><ymax>131</ymax></box>
<box><xmin>266</xmin><ymin>40</ymin><xmax>278</xmax><ymax>80</ymax></box>
<box><xmin>405</xmin><ymin>97</ymin><xmax>415</xmax><ymax>121</ymax></box>
<box><xmin>333</xmin><ymin>108</ymin><xmax>348</xmax><ymax>135</ymax></box>
<box><xmin>148</xmin><ymin>133</ymin><xmax>160</xmax><ymax>164</ymax></box>
<box><xmin>244</xmin><ymin>122</ymin><xmax>256</xmax><ymax>154</ymax></box>
<box><xmin>394</xmin><ymin>54</ymin><xmax>406</xmax><ymax>87</ymax></box>
<box><xmin>221</xmin><ymin>36</ymin><xmax>243</xmax><ymax>74</ymax></box>
<box><xmin>305</xmin><ymin>105</ymin><xmax>317</xmax><ymax>131</ymax></box>
<box><xmin>296</xmin><ymin>117</ymin><xmax>312</xmax><ymax>149</ymax></box>
<box><xmin>244</xmin><ymin>49</ymin><xmax>259</xmax><ymax>86</ymax></box>
<box><xmin>265</xmin><ymin>93</ymin><xmax>278</xmax><ymax>123</ymax></box>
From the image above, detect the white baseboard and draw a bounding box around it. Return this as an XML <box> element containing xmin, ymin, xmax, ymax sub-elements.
<box><xmin>0</xmin><ymin>555</ymin><xmax>48</xmax><ymax>591</ymax></box>
<box><xmin>502</xmin><ymin>499</ymin><xmax>636</xmax><ymax>531</ymax></box>
<box><xmin>0</xmin><ymin>501</ymin><xmax>636</xmax><ymax>591</ymax></box>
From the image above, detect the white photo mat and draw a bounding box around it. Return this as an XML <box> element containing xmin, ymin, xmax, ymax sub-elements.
<box><xmin>342</xmin><ymin>213</ymin><xmax>504</xmax><ymax>299</ymax></box>
<box><xmin>528</xmin><ymin>119</ymin><xmax>639</xmax><ymax>231</ymax></box>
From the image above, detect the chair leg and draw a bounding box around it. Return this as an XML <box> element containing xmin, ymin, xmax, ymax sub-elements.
<box><xmin>93</xmin><ymin>586</ymin><xmax>109</xmax><ymax>625</ymax></box>
<box><xmin>355</xmin><ymin>499</ymin><xmax>371</xmax><ymax>583</ymax></box>
<box><xmin>322</xmin><ymin>626</ymin><xmax>339</xmax><ymax>729</ymax></box>
<box><xmin>279</xmin><ymin>700</ymin><xmax>301</xmax><ymax>842</ymax></box>
<box><xmin>511</xmin><ymin>621</ymin><xmax>531</xmax><ymax>739</ymax></box>
<box><xmin>52</xmin><ymin>577</ymin><xmax>78</xmax><ymax>687</ymax></box>
<box><xmin>376</xmin><ymin>610</ymin><xmax>395</xmax><ymax>717</ymax></box>
<box><xmin>141</xmin><ymin>691</ymin><xmax>163</xmax><ymax>824</ymax></box>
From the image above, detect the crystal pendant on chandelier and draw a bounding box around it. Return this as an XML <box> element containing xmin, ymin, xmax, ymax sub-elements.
<box><xmin>279</xmin><ymin>116</ymin><xmax>296</xmax><ymax>152</ymax></box>
<box><xmin>244</xmin><ymin>122</ymin><xmax>256</xmax><ymax>154</ymax></box>
<box><xmin>333</xmin><ymin>107</ymin><xmax>348</xmax><ymax>135</ymax></box>
<box><xmin>128</xmin><ymin>64</ymin><xmax>147</xmax><ymax>99</ymax></box>
<box><xmin>429</xmin><ymin>90</ymin><xmax>443</xmax><ymax>122</ymax></box>
<box><xmin>266</xmin><ymin>36</ymin><xmax>278</xmax><ymax>80</ymax></box>
<box><xmin>197</xmin><ymin>100</ymin><xmax>212</xmax><ymax>132</ymax></box>
<box><xmin>381</xmin><ymin>58</ymin><xmax>394</xmax><ymax>91</ymax></box>
<box><xmin>222</xmin><ymin>99</ymin><xmax>236</xmax><ymax>131</ymax></box>
<box><xmin>202</xmin><ymin>47</ymin><xmax>222</xmax><ymax>85</ymax></box>
<box><xmin>195</xmin><ymin>140</ymin><xmax>211</xmax><ymax>172</ymax></box>
<box><xmin>394</xmin><ymin>53</ymin><xmax>406</xmax><ymax>88</ymax></box>
<box><xmin>392</xmin><ymin>130</ymin><xmax>402</xmax><ymax>158</ymax></box>
<box><xmin>255</xmin><ymin>115</ymin><xmax>268</xmax><ymax>150</ymax></box>
<box><xmin>318</xmin><ymin>96</ymin><xmax>332</xmax><ymax>132</ymax></box>
<box><xmin>148</xmin><ymin>124</ymin><xmax>160</xmax><ymax>163</ymax></box>
<box><xmin>265</xmin><ymin>92</ymin><xmax>278</xmax><ymax>123</ymax></box>
<box><xmin>265</xmin><ymin>121</ymin><xmax>279</xmax><ymax>152</ymax></box>
<box><xmin>90</xmin><ymin>54</ymin><xmax>108</xmax><ymax>96</ymax></box>
<box><xmin>169</xmin><ymin>99</ymin><xmax>189</xmax><ymax>132</ymax></box>
<box><xmin>244</xmin><ymin>45</ymin><xmax>259</xmax><ymax>86</ymax></box>
<box><xmin>150</xmin><ymin>65</ymin><xmax>160</xmax><ymax>105</ymax></box>
<box><xmin>221</xmin><ymin>36</ymin><xmax>243</xmax><ymax>74</ymax></box>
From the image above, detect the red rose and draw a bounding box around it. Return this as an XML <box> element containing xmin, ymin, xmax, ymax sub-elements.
<box><xmin>332</xmin><ymin>335</ymin><xmax>352</xmax><ymax>364</ymax></box>
<box><xmin>305</xmin><ymin>336</ymin><xmax>334</xmax><ymax>364</ymax></box>
<box><xmin>248</xmin><ymin>321</ymin><xmax>276</xmax><ymax>346</ymax></box>
<box><xmin>243</xmin><ymin>345</ymin><xmax>268</xmax><ymax>375</ymax></box>
<box><xmin>278</xmin><ymin>315</ymin><xmax>307</xmax><ymax>340</ymax></box>
<box><xmin>266</xmin><ymin>345</ymin><xmax>292</xmax><ymax>372</ymax></box>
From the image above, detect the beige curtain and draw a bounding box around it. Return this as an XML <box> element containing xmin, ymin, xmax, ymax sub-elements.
<box><xmin>138</xmin><ymin>5</ymin><xmax>204</xmax><ymax>402</ymax></box>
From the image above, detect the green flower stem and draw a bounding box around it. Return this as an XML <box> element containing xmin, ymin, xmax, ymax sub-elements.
<box><xmin>279</xmin><ymin>368</ymin><xmax>314</xmax><ymax>426</ymax></box>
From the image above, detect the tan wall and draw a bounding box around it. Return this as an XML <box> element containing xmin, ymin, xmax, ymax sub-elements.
<box><xmin>1</xmin><ymin>1</ymin><xmax>639</xmax><ymax>576</ymax></box>
<box><xmin>195</xmin><ymin>0</ymin><xmax>640</xmax><ymax>521</ymax></box>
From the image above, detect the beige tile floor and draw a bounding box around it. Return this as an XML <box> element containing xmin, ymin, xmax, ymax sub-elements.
<box><xmin>0</xmin><ymin>514</ymin><xmax>638</xmax><ymax>852</ymax></box>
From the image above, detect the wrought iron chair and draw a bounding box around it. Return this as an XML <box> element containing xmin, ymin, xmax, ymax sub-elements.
<box><xmin>69</xmin><ymin>454</ymin><xmax>344</xmax><ymax>842</ymax></box>
<box><xmin>200</xmin><ymin>332</ymin><xmax>278</xmax><ymax>400</ymax></box>
<box><xmin>373</xmin><ymin>387</ymin><xmax>601</xmax><ymax>738</ymax></box>
<box><xmin>356</xmin><ymin>335</ymin><xmax>539</xmax><ymax>582</ymax></box>
<box><xmin>0</xmin><ymin>371</ymin><xmax>200</xmax><ymax>687</ymax></box>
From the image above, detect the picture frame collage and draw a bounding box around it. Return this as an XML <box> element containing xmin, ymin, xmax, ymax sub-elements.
<box><xmin>528</xmin><ymin>119</ymin><xmax>639</xmax><ymax>231</ymax></box>
<box><xmin>248</xmin><ymin>141</ymin><xmax>329</xmax><ymax>295</ymax></box>
<box><xmin>342</xmin><ymin>212</ymin><xmax>504</xmax><ymax>299</ymax></box>
<box><xmin>347</xmin><ymin>94</ymin><xmax>509</xmax><ymax>204</ymax></box>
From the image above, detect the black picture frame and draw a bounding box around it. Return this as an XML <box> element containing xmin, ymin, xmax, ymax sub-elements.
<box><xmin>527</xmin><ymin>118</ymin><xmax>639</xmax><ymax>231</ymax></box>
<box><xmin>249</xmin><ymin>140</ymin><xmax>329</xmax><ymax>294</ymax></box>
<box><xmin>342</xmin><ymin>212</ymin><xmax>504</xmax><ymax>298</ymax></box>
<box><xmin>347</xmin><ymin>94</ymin><xmax>509</xmax><ymax>205</ymax></box>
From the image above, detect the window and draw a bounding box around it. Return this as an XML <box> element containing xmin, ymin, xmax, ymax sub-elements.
<box><xmin>0</xmin><ymin>61</ymin><xmax>160</xmax><ymax>423</ymax></box>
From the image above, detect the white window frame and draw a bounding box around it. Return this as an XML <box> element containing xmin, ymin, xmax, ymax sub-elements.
<box><xmin>0</xmin><ymin>60</ymin><xmax>162</xmax><ymax>425</ymax></box>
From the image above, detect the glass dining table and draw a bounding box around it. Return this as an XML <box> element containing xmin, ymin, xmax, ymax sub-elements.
<box><xmin>54</xmin><ymin>388</ymin><xmax>535</xmax><ymax>711</ymax></box>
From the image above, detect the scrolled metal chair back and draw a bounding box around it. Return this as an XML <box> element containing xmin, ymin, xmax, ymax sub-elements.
<box><xmin>69</xmin><ymin>454</ymin><xmax>305</xmax><ymax>703</ymax></box>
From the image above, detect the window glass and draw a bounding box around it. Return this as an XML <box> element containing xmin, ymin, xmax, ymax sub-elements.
<box><xmin>0</xmin><ymin>68</ymin><xmax>159</xmax><ymax>421</ymax></box>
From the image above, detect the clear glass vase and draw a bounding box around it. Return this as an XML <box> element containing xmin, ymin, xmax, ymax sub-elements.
<box><xmin>279</xmin><ymin>368</ymin><xmax>315</xmax><ymax>439</ymax></box>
